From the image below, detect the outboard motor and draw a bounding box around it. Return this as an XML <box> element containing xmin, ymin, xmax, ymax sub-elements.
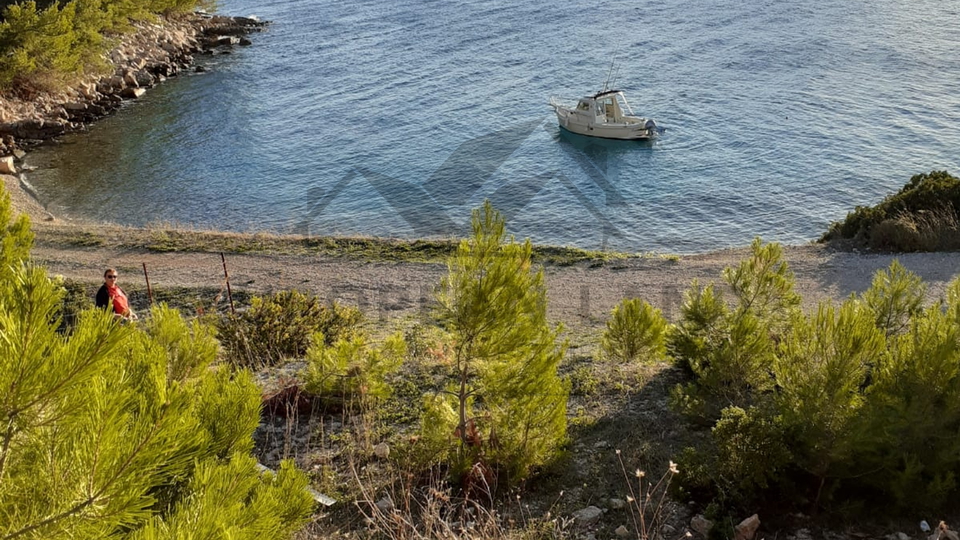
<box><xmin>644</xmin><ymin>118</ymin><xmax>664</xmax><ymax>135</ymax></box>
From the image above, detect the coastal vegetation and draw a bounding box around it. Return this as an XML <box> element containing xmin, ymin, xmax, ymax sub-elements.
<box><xmin>0</xmin><ymin>188</ymin><xmax>314</xmax><ymax>538</ymax></box>
<box><xmin>0</xmin><ymin>0</ymin><xmax>201</xmax><ymax>95</ymax></box>
<box><xmin>822</xmin><ymin>170</ymin><xmax>960</xmax><ymax>252</ymax></box>
<box><xmin>6</xmin><ymin>179</ymin><xmax>960</xmax><ymax>538</ymax></box>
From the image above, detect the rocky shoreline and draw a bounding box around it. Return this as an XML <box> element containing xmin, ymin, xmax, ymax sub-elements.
<box><xmin>0</xmin><ymin>11</ymin><xmax>267</xmax><ymax>174</ymax></box>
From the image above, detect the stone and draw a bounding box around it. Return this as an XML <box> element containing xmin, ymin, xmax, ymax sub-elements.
<box><xmin>123</xmin><ymin>71</ymin><xmax>139</xmax><ymax>87</ymax></box>
<box><xmin>663</xmin><ymin>524</ymin><xmax>678</xmax><ymax>536</ymax></box>
<box><xmin>375</xmin><ymin>496</ymin><xmax>394</xmax><ymax>513</ymax></box>
<box><xmin>572</xmin><ymin>506</ymin><xmax>603</xmax><ymax>528</ymax></box>
<box><xmin>896</xmin><ymin>533</ymin><xmax>910</xmax><ymax>540</ymax></box>
<box><xmin>0</xmin><ymin>156</ymin><xmax>16</xmax><ymax>174</ymax></box>
<box><xmin>608</xmin><ymin>498</ymin><xmax>626</xmax><ymax>510</ymax></box>
<box><xmin>134</xmin><ymin>70</ymin><xmax>155</xmax><ymax>87</ymax></box>
<box><xmin>239</xmin><ymin>37</ymin><xmax>253</xmax><ymax>46</ymax></box>
<box><xmin>691</xmin><ymin>515</ymin><xmax>713</xmax><ymax>537</ymax></box>
<box><xmin>373</xmin><ymin>442</ymin><xmax>390</xmax><ymax>459</ymax></box>
<box><xmin>63</xmin><ymin>102</ymin><xmax>88</xmax><ymax>112</ymax></box>
<box><xmin>734</xmin><ymin>514</ymin><xmax>760</xmax><ymax>540</ymax></box>
<box><xmin>615</xmin><ymin>525</ymin><xmax>631</xmax><ymax>537</ymax></box>
<box><xmin>121</xmin><ymin>87</ymin><xmax>147</xmax><ymax>99</ymax></box>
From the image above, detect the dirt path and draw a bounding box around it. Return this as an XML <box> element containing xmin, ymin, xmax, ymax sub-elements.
<box><xmin>7</xmin><ymin>173</ymin><xmax>960</xmax><ymax>331</ymax></box>
<box><xmin>29</xmin><ymin>230</ymin><xmax>960</xmax><ymax>332</ymax></box>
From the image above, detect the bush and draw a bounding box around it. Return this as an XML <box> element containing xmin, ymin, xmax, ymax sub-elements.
<box><xmin>867</xmin><ymin>205</ymin><xmax>960</xmax><ymax>252</ymax></box>
<box><xmin>822</xmin><ymin>170</ymin><xmax>960</xmax><ymax>251</ymax></box>
<box><xmin>302</xmin><ymin>331</ymin><xmax>406</xmax><ymax>408</ymax></box>
<box><xmin>600</xmin><ymin>298</ymin><xmax>668</xmax><ymax>363</ymax></box>
<box><xmin>672</xmin><ymin>248</ymin><xmax>960</xmax><ymax>516</ymax></box>
<box><xmin>216</xmin><ymin>291</ymin><xmax>362</xmax><ymax>368</ymax></box>
<box><xmin>669</xmin><ymin>239</ymin><xmax>799</xmax><ymax>422</ymax></box>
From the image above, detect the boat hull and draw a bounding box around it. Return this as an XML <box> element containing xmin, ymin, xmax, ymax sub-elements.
<box><xmin>553</xmin><ymin>108</ymin><xmax>659</xmax><ymax>140</ymax></box>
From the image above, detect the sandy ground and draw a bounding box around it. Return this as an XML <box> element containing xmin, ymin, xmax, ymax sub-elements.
<box><xmin>7</xmin><ymin>174</ymin><xmax>960</xmax><ymax>333</ymax></box>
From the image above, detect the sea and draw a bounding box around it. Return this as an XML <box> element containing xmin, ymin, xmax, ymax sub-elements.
<box><xmin>23</xmin><ymin>0</ymin><xmax>960</xmax><ymax>254</ymax></box>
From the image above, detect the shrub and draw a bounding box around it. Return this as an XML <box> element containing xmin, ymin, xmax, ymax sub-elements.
<box><xmin>867</xmin><ymin>204</ymin><xmax>960</xmax><ymax>252</ymax></box>
<box><xmin>0</xmin><ymin>187</ymin><xmax>314</xmax><ymax>537</ymax></box>
<box><xmin>673</xmin><ymin>247</ymin><xmax>960</xmax><ymax>516</ymax></box>
<box><xmin>822</xmin><ymin>170</ymin><xmax>960</xmax><ymax>251</ymax></box>
<box><xmin>669</xmin><ymin>239</ymin><xmax>799</xmax><ymax>422</ymax></box>
<box><xmin>600</xmin><ymin>298</ymin><xmax>668</xmax><ymax>363</ymax></box>
<box><xmin>216</xmin><ymin>291</ymin><xmax>362</xmax><ymax>368</ymax></box>
<box><xmin>302</xmin><ymin>331</ymin><xmax>406</xmax><ymax>408</ymax></box>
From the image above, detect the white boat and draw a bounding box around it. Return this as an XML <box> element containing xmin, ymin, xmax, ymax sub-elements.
<box><xmin>550</xmin><ymin>89</ymin><xmax>663</xmax><ymax>140</ymax></box>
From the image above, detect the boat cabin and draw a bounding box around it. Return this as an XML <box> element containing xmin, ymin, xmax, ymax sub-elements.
<box><xmin>576</xmin><ymin>90</ymin><xmax>634</xmax><ymax>123</ymax></box>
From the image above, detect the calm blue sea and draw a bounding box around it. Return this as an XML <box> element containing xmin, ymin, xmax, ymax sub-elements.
<box><xmin>25</xmin><ymin>0</ymin><xmax>960</xmax><ymax>253</ymax></box>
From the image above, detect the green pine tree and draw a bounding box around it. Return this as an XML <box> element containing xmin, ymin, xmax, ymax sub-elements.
<box><xmin>0</xmin><ymin>184</ymin><xmax>314</xmax><ymax>538</ymax></box>
<box><xmin>423</xmin><ymin>201</ymin><xmax>569</xmax><ymax>485</ymax></box>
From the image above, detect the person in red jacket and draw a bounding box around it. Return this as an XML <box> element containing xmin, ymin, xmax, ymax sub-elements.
<box><xmin>95</xmin><ymin>268</ymin><xmax>138</xmax><ymax>321</ymax></box>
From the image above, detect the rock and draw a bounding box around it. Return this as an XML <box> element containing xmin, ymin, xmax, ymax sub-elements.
<box><xmin>608</xmin><ymin>498</ymin><xmax>626</xmax><ymax>510</ymax></box>
<box><xmin>239</xmin><ymin>37</ymin><xmax>252</xmax><ymax>46</ymax></box>
<box><xmin>0</xmin><ymin>156</ymin><xmax>16</xmax><ymax>174</ymax></box>
<box><xmin>795</xmin><ymin>528</ymin><xmax>813</xmax><ymax>540</ymax></box>
<box><xmin>134</xmin><ymin>70</ymin><xmax>155</xmax><ymax>87</ymax></box>
<box><xmin>615</xmin><ymin>525</ymin><xmax>631</xmax><ymax>537</ymax></box>
<box><xmin>734</xmin><ymin>514</ymin><xmax>760</xmax><ymax>540</ymax></box>
<box><xmin>63</xmin><ymin>102</ymin><xmax>88</xmax><ymax>112</ymax></box>
<box><xmin>123</xmin><ymin>71</ymin><xmax>139</xmax><ymax>87</ymax></box>
<box><xmin>663</xmin><ymin>524</ymin><xmax>678</xmax><ymax>536</ymax></box>
<box><xmin>691</xmin><ymin>515</ymin><xmax>713</xmax><ymax>537</ymax></box>
<box><xmin>572</xmin><ymin>506</ymin><xmax>603</xmax><ymax>528</ymax></box>
<box><xmin>0</xmin><ymin>119</ymin><xmax>67</xmax><ymax>140</ymax></box>
<box><xmin>897</xmin><ymin>534</ymin><xmax>910</xmax><ymax>540</ymax></box>
<box><xmin>12</xmin><ymin>149</ymin><xmax>25</xmax><ymax>160</ymax></box>
<box><xmin>121</xmin><ymin>87</ymin><xmax>147</xmax><ymax>99</ymax></box>
<box><xmin>373</xmin><ymin>442</ymin><xmax>390</xmax><ymax>459</ymax></box>
<box><xmin>375</xmin><ymin>496</ymin><xmax>393</xmax><ymax>513</ymax></box>
<box><xmin>922</xmin><ymin>522</ymin><xmax>932</xmax><ymax>533</ymax></box>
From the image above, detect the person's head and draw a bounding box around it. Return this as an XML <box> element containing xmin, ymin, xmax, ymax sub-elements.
<box><xmin>103</xmin><ymin>268</ymin><xmax>118</xmax><ymax>285</ymax></box>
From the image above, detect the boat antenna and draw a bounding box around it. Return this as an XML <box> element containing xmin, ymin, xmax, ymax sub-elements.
<box><xmin>601</xmin><ymin>43</ymin><xmax>623</xmax><ymax>92</ymax></box>
<box><xmin>602</xmin><ymin>59</ymin><xmax>615</xmax><ymax>92</ymax></box>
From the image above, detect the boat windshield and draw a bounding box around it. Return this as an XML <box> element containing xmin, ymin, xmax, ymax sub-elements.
<box><xmin>576</xmin><ymin>101</ymin><xmax>591</xmax><ymax>111</ymax></box>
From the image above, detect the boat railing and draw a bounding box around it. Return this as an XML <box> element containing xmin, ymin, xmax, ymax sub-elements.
<box><xmin>549</xmin><ymin>96</ymin><xmax>577</xmax><ymax>109</ymax></box>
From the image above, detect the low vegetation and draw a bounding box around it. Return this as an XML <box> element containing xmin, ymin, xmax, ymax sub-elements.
<box><xmin>6</xmin><ymin>178</ymin><xmax>960</xmax><ymax>539</ymax></box>
<box><xmin>0</xmin><ymin>0</ymin><xmax>201</xmax><ymax>96</ymax></box>
<box><xmin>216</xmin><ymin>290</ymin><xmax>362</xmax><ymax>368</ymax></box>
<box><xmin>0</xmin><ymin>188</ymin><xmax>314</xmax><ymax>538</ymax></box>
<box><xmin>822</xmin><ymin>170</ymin><xmax>960</xmax><ymax>252</ymax></box>
<box><xmin>34</xmin><ymin>221</ymin><xmax>630</xmax><ymax>265</ymax></box>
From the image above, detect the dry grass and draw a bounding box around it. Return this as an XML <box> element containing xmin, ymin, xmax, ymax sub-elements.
<box><xmin>868</xmin><ymin>204</ymin><xmax>960</xmax><ymax>252</ymax></box>
<box><xmin>247</xmin><ymin>318</ymin><xmax>697</xmax><ymax>539</ymax></box>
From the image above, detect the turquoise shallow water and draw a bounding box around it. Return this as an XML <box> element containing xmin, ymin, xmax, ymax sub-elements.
<box><xmin>24</xmin><ymin>0</ymin><xmax>960</xmax><ymax>253</ymax></box>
